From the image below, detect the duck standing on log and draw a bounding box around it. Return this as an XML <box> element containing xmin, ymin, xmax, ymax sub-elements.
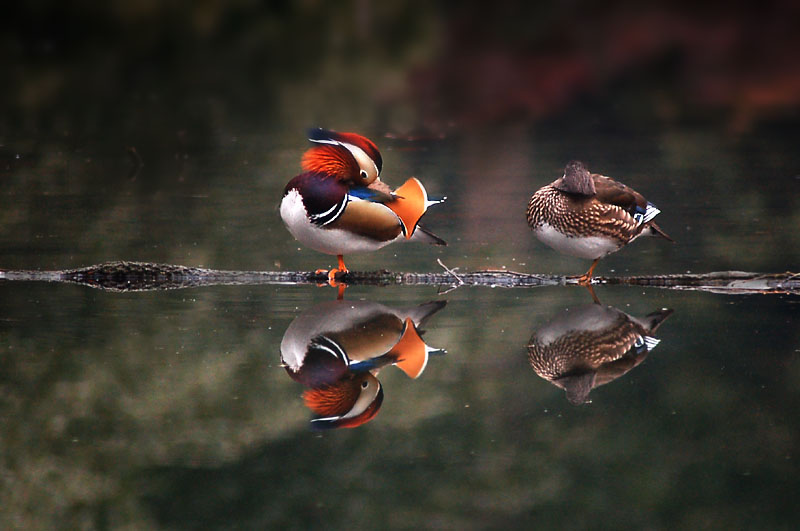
<box><xmin>526</xmin><ymin>161</ymin><xmax>673</xmax><ymax>284</ymax></box>
<box><xmin>281</xmin><ymin>129</ymin><xmax>447</xmax><ymax>288</ymax></box>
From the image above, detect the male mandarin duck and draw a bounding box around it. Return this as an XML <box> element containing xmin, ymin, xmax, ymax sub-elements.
<box><xmin>300</xmin><ymin>373</ymin><xmax>384</xmax><ymax>430</ymax></box>
<box><xmin>280</xmin><ymin>299</ymin><xmax>447</xmax><ymax>429</ymax></box>
<box><xmin>526</xmin><ymin>161</ymin><xmax>673</xmax><ymax>284</ymax></box>
<box><xmin>280</xmin><ymin>128</ymin><xmax>446</xmax><ymax>283</ymax></box>
<box><xmin>527</xmin><ymin>304</ymin><xmax>673</xmax><ymax>404</ymax></box>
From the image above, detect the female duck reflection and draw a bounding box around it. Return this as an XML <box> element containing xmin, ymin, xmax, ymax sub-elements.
<box><xmin>527</xmin><ymin>300</ymin><xmax>673</xmax><ymax>404</ymax></box>
<box><xmin>280</xmin><ymin>299</ymin><xmax>447</xmax><ymax>429</ymax></box>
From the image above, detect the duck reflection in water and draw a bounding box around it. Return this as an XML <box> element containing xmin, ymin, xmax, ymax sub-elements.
<box><xmin>281</xmin><ymin>299</ymin><xmax>447</xmax><ymax>429</ymax></box>
<box><xmin>527</xmin><ymin>301</ymin><xmax>673</xmax><ymax>404</ymax></box>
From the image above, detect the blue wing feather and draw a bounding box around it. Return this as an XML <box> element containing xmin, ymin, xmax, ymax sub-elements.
<box><xmin>632</xmin><ymin>201</ymin><xmax>660</xmax><ymax>225</ymax></box>
<box><xmin>348</xmin><ymin>186</ymin><xmax>393</xmax><ymax>203</ymax></box>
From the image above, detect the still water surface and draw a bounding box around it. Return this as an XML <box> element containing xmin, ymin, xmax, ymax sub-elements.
<box><xmin>1</xmin><ymin>127</ymin><xmax>799</xmax><ymax>528</ymax></box>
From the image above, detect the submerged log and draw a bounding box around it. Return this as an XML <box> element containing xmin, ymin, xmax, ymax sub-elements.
<box><xmin>601</xmin><ymin>271</ymin><xmax>800</xmax><ymax>294</ymax></box>
<box><xmin>0</xmin><ymin>261</ymin><xmax>798</xmax><ymax>295</ymax></box>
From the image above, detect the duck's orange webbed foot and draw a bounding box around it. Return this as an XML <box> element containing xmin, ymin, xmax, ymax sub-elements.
<box><xmin>327</xmin><ymin>254</ymin><xmax>349</xmax><ymax>283</ymax></box>
<box><xmin>571</xmin><ymin>259</ymin><xmax>599</xmax><ymax>286</ymax></box>
<box><xmin>315</xmin><ymin>255</ymin><xmax>349</xmax><ymax>292</ymax></box>
<box><xmin>313</xmin><ymin>268</ymin><xmax>331</xmax><ymax>287</ymax></box>
<box><xmin>328</xmin><ymin>256</ymin><xmax>349</xmax><ymax>299</ymax></box>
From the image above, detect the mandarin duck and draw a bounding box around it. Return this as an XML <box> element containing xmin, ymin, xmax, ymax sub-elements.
<box><xmin>281</xmin><ymin>129</ymin><xmax>446</xmax><ymax>285</ymax></box>
<box><xmin>527</xmin><ymin>304</ymin><xmax>673</xmax><ymax>404</ymax></box>
<box><xmin>526</xmin><ymin>161</ymin><xmax>673</xmax><ymax>284</ymax></box>
<box><xmin>280</xmin><ymin>299</ymin><xmax>447</xmax><ymax>429</ymax></box>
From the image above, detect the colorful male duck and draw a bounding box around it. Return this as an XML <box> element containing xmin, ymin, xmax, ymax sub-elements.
<box><xmin>280</xmin><ymin>299</ymin><xmax>447</xmax><ymax>429</ymax></box>
<box><xmin>280</xmin><ymin>129</ymin><xmax>446</xmax><ymax>284</ymax></box>
<box><xmin>526</xmin><ymin>161</ymin><xmax>673</xmax><ymax>284</ymax></box>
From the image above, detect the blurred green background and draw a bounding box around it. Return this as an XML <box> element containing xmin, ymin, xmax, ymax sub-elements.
<box><xmin>1</xmin><ymin>1</ymin><xmax>799</xmax><ymax>529</ymax></box>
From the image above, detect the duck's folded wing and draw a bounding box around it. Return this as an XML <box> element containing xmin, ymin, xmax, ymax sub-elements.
<box><xmin>593</xmin><ymin>175</ymin><xmax>642</xmax><ymax>211</ymax></box>
<box><xmin>328</xmin><ymin>198</ymin><xmax>403</xmax><ymax>242</ymax></box>
<box><xmin>593</xmin><ymin>175</ymin><xmax>660</xmax><ymax>224</ymax></box>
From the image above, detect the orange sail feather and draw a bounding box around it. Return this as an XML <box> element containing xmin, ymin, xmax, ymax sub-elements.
<box><xmin>386</xmin><ymin>178</ymin><xmax>429</xmax><ymax>239</ymax></box>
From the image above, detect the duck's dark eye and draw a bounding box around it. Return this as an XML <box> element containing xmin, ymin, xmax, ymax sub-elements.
<box><xmin>360</xmin><ymin>170</ymin><xmax>368</xmax><ymax>180</ymax></box>
<box><xmin>361</xmin><ymin>380</ymin><xmax>369</xmax><ymax>388</ymax></box>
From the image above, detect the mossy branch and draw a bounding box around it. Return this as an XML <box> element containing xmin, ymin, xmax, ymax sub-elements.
<box><xmin>1</xmin><ymin>261</ymin><xmax>798</xmax><ymax>295</ymax></box>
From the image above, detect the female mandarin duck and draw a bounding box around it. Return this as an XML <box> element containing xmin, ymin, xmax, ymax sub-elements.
<box><xmin>526</xmin><ymin>161</ymin><xmax>673</xmax><ymax>284</ymax></box>
<box><xmin>280</xmin><ymin>129</ymin><xmax>446</xmax><ymax>284</ymax></box>
<box><xmin>527</xmin><ymin>303</ymin><xmax>673</xmax><ymax>404</ymax></box>
<box><xmin>281</xmin><ymin>299</ymin><xmax>447</xmax><ymax>429</ymax></box>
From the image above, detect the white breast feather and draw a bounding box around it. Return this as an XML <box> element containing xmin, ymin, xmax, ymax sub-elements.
<box><xmin>280</xmin><ymin>190</ymin><xmax>400</xmax><ymax>255</ymax></box>
<box><xmin>535</xmin><ymin>223</ymin><xmax>620</xmax><ymax>260</ymax></box>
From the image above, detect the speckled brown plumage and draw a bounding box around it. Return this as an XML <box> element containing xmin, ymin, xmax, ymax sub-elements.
<box><xmin>526</xmin><ymin>161</ymin><xmax>672</xmax><ymax>282</ymax></box>
<box><xmin>526</xmin><ymin>184</ymin><xmax>641</xmax><ymax>244</ymax></box>
<box><xmin>527</xmin><ymin>311</ymin><xmax>638</xmax><ymax>379</ymax></box>
<box><xmin>527</xmin><ymin>304</ymin><xmax>673</xmax><ymax>404</ymax></box>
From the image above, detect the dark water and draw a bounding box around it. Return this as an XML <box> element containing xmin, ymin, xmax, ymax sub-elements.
<box><xmin>1</xmin><ymin>126</ymin><xmax>799</xmax><ymax>529</ymax></box>
<box><xmin>3</xmin><ymin>3</ymin><xmax>800</xmax><ymax>527</ymax></box>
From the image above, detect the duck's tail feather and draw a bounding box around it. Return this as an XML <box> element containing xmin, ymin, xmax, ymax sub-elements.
<box><xmin>410</xmin><ymin>225</ymin><xmax>447</xmax><ymax>246</ymax></box>
<box><xmin>645</xmin><ymin>222</ymin><xmax>674</xmax><ymax>242</ymax></box>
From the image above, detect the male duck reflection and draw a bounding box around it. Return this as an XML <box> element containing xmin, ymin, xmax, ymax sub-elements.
<box><xmin>527</xmin><ymin>303</ymin><xmax>673</xmax><ymax>404</ymax></box>
<box><xmin>527</xmin><ymin>161</ymin><xmax>673</xmax><ymax>284</ymax></box>
<box><xmin>281</xmin><ymin>129</ymin><xmax>447</xmax><ymax>286</ymax></box>
<box><xmin>280</xmin><ymin>299</ymin><xmax>447</xmax><ymax>429</ymax></box>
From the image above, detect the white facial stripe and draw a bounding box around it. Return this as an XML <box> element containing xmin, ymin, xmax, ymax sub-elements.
<box><xmin>342</xmin><ymin>380</ymin><xmax>380</xmax><ymax>419</ymax></box>
<box><xmin>308</xmin><ymin>137</ymin><xmax>378</xmax><ymax>177</ymax></box>
<box><xmin>341</xmin><ymin>142</ymin><xmax>379</xmax><ymax>177</ymax></box>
